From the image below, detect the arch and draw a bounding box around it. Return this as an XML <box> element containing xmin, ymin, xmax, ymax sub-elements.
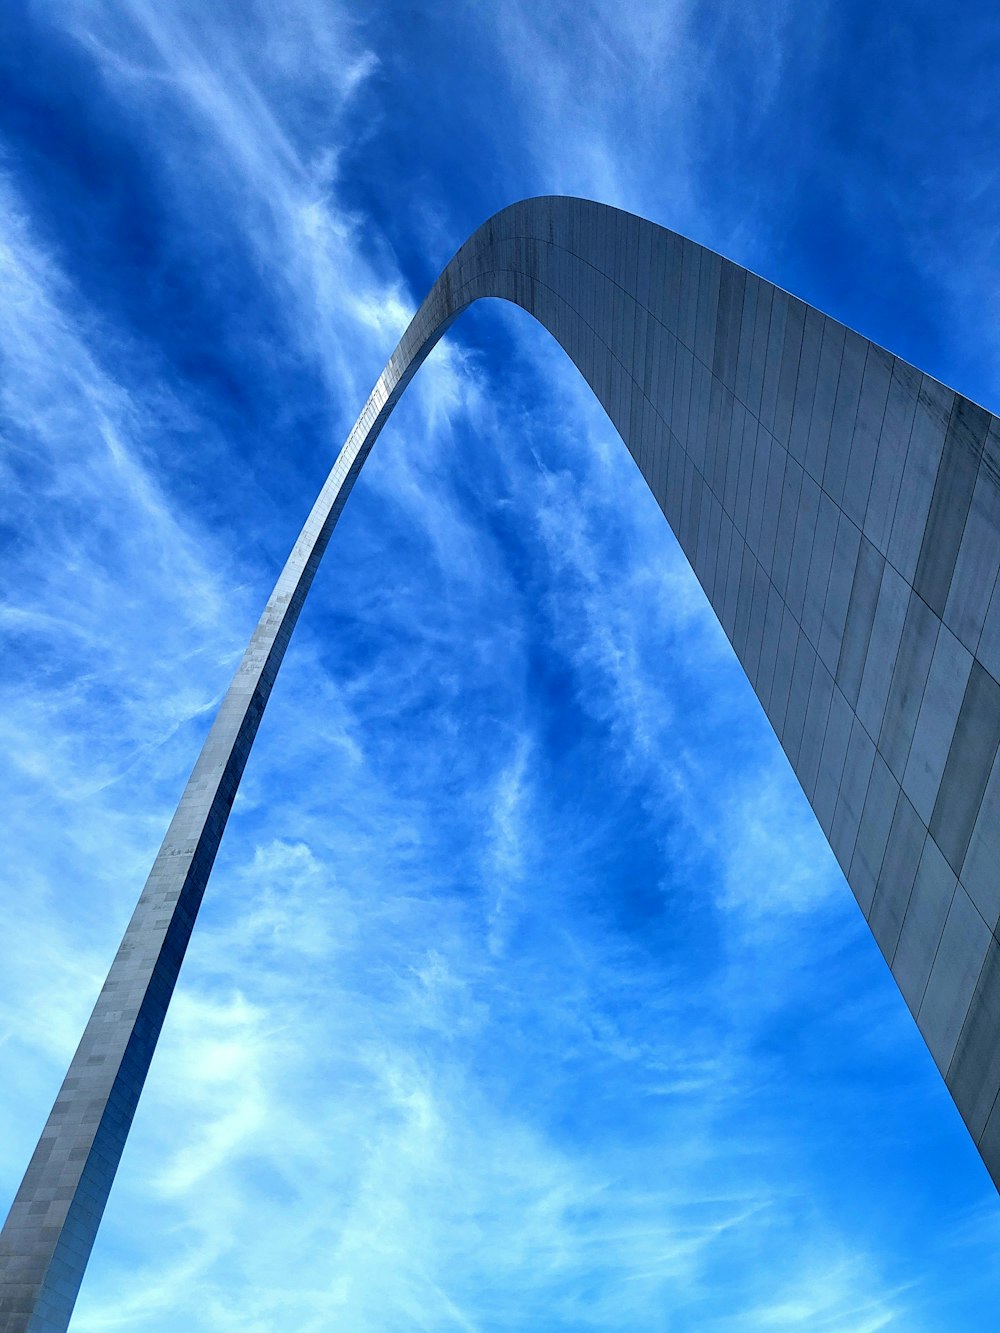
<box><xmin>3</xmin><ymin>197</ymin><xmax>1000</xmax><ymax>1330</ymax></box>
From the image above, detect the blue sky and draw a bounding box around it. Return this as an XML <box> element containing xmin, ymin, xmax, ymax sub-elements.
<box><xmin>1</xmin><ymin>1</ymin><xmax>999</xmax><ymax>1329</ymax></box>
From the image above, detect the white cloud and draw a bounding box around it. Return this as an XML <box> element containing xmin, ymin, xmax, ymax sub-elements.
<box><xmin>2</xmin><ymin>3</ymin><xmax>994</xmax><ymax>1330</ymax></box>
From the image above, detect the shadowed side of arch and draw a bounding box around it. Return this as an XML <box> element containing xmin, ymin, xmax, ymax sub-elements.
<box><xmin>3</xmin><ymin>196</ymin><xmax>1000</xmax><ymax>1330</ymax></box>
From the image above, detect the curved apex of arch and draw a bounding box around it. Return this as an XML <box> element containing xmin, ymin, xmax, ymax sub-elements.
<box><xmin>3</xmin><ymin>196</ymin><xmax>1000</xmax><ymax>1333</ymax></box>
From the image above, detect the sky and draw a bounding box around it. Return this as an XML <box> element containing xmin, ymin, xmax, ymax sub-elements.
<box><xmin>1</xmin><ymin>1</ymin><xmax>999</xmax><ymax>1330</ymax></box>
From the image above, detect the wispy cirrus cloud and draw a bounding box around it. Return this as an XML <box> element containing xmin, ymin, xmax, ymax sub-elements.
<box><xmin>1</xmin><ymin>1</ymin><xmax>998</xmax><ymax>1330</ymax></box>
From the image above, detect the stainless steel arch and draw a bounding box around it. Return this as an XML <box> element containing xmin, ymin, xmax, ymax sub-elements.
<box><xmin>3</xmin><ymin>196</ymin><xmax>1000</xmax><ymax>1330</ymax></box>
